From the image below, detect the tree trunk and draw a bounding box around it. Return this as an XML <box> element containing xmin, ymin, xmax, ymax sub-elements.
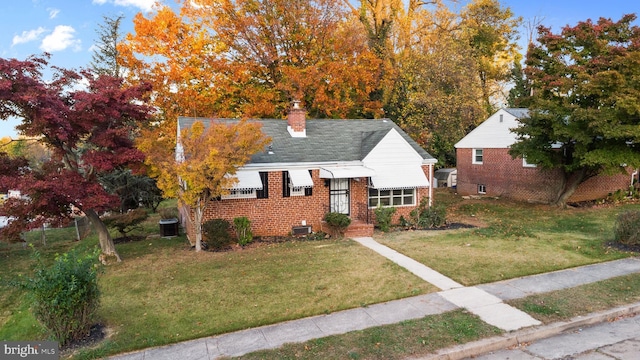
<box><xmin>194</xmin><ymin>201</ymin><xmax>203</xmax><ymax>252</ymax></box>
<box><xmin>85</xmin><ymin>208</ymin><xmax>122</xmax><ymax>263</ymax></box>
<box><xmin>553</xmin><ymin>168</ymin><xmax>588</xmax><ymax>208</ymax></box>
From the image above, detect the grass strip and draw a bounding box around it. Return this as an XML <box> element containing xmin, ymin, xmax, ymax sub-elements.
<box><xmin>508</xmin><ymin>273</ymin><xmax>640</xmax><ymax>324</ymax></box>
<box><xmin>232</xmin><ymin>309</ymin><xmax>502</xmax><ymax>360</ymax></box>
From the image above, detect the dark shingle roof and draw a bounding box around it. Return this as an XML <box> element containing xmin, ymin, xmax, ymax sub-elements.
<box><xmin>178</xmin><ymin>117</ymin><xmax>434</xmax><ymax>164</ymax></box>
<box><xmin>504</xmin><ymin>108</ymin><xmax>530</xmax><ymax>119</ymax></box>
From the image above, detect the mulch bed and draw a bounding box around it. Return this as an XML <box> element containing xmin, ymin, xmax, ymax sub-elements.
<box><xmin>60</xmin><ymin>323</ymin><xmax>107</xmax><ymax>354</ymax></box>
<box><xmin>606</xmin><ymin>241</ymin><xmax>640</xmax><ymax>254</ymax></box>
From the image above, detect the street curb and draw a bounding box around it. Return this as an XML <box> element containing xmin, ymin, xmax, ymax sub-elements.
<box><xmin>414</xmin><ymin>301</ymin><xmax>640</xmax><ymax>360</ymax></box>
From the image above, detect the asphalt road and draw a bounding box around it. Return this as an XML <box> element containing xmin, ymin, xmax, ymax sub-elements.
<box><xmin>471</xmin><ymin>312</ymin><xmax>640</xmax><ymax>360</ymax></box>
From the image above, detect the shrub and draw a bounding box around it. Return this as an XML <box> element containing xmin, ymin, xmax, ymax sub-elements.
<box><xmin>102</xmin><ymin>208</ymin><xmax>148</xmax><ymax>238</ymax></box>
<box><xmin>374</xmin><ymin>206</ymin><xmax>396</xmax><ymax>232</ymax></box>
<box><xmin>304</xmin><ymin>231</ymin><xmax>329</xmax><ymax>241</ymax></box>
<box><xmin>399</xmin><ymin>215</ymin><xmax>410</xmax><ymax>228</ymax></box>
<box><xmin>324</xmin><ymin>212</ymin><xmax>351</xmax><ymax>237</ymax></box>
<box><xmin>233</xmin><ymin>217</ymin><xmax>253</xmax><ymax>246</ymax></box>
<box><xmin>202</xmin><ymin>219</ymin><xmax>233</xmax><ymax>251</ymax></box>
<box><xmin>23</xmin><ymin>248</ymin><xmax>101</xmax><ymax>346</ymax></box>
<box><xmin>607</xmin><ymin>189</ymin><xmax>628</xmax><ymax>203</ymax></box>
<box><xmin>409</xmin><ymin>198</ymin><xmax>446</xmax><ymax>229</ymax></box>
<box><xmin>614</xmin><ymin>210</ymin><xmax>640</xmax><ymax>246</ymax></box>
<box><xmin>158</xmin><ymin>207</ymin><xmax>179</xmax><ymax>220</ymax></box>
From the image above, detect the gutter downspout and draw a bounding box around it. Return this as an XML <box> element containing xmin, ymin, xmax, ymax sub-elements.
<box><xmin>428</xmin><ymin>163</ymin><xmax>433</xmax><ymax>208</ymax></box>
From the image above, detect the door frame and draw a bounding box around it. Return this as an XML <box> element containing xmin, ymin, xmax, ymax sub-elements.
<box><xmin>329</xmin><ymin>178</ymin><xmax>350</xmax><ymax>215</ymax></box>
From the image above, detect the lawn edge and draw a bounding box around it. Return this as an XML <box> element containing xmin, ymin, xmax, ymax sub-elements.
<box><xmin>416</xmin><ymin>301</ymin><xmax>640</xmax><ymax>360</ymax></box>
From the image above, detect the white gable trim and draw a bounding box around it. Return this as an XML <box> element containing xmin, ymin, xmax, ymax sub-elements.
<box><xmin>455</xmin><ymin>109</ymin><xmax>521</xmax><ymax>149</ymax></box>
<box><xmin>363</xmin><ymin>128</ymin><xmax>423</xmax><ymax>164</ymax></box>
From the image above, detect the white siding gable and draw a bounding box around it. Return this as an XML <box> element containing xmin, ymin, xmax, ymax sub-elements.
<box><xmin>454</xmin><ymin>109</ymin><xmax>521</xmax><ymax>149</ymax></box>
<box><xmin>363</xmin><ymin>128</ymin><xmax>423</xmax><ymax>166</ymax></box>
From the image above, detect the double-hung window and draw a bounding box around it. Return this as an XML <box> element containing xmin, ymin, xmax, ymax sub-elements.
<box><xmin>368</xmin><ymin>188</ymin><xmax>415</xmax><ymax>207</ymax></box>
<box><xmin>473</xmin><ymin>149</ymin><xmax>483</xmax><ymax>164</ymax></box>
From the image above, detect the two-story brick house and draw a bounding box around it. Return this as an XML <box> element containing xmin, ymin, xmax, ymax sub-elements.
<box><xmin>178</xmin><ymin>103</ymin><xmax>437</xmax><ymax>242</ymax></box>
<box><xmin>455</xmin><ymin>108</ymin><xmax>633</xmax><ymax>203</ymax></box>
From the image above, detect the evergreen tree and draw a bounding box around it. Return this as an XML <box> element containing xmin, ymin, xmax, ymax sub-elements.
<box><xmin>90</xmin><ymin>14</ymin><xmax>124</xmax><ymax>77</ymax></box>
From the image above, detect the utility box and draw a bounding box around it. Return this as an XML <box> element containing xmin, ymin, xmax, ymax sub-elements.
<box><xmin>159</xmin><ymin>218</ymin><xmax>179</xmax><ymax>237</ymax></box>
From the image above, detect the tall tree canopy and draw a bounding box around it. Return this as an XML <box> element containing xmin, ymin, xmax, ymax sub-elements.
<box><xmin>120</xmin><ymin>0</ymin><xmax>380</xmax><ymax>185</ymax></box>
<box><xmin>386</xmin><ymin>5</ymin><xmax>486</xmax><ymax>166</ymax></box>
<box><xmin>353</xmin><ymin>0</ymin><xmax>520</xmax><ymax>165</ymax></box>
<box><xmin>0</xmin><ymin>55</ymin><xmax>152</xmax><ymax>260</ymax></box>
<box><xmin>170</xmin><ymin>120</ymin><xmax>270</xmax><ymax>252</ymax></box>
<box><xmin>461</xmin><ymin>0</ymin><xmax>521</xmax><ymax>113</ymax></box>
<box><xmin>91</xmin><ymin>14</ymin><xmax>125</xmax><ymax>77</ymax></box>
<box><xmin>91</xmin><ymin>14</ymin><xmax>164</xmax><ymax>214</ymax></box>
<box><xmin>510</xmin><ymin>14</ymin><xmax>640</xmax><ymax>206</ymax></box>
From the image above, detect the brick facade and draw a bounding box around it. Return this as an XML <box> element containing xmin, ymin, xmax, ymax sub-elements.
<box><xmin>182</xmin><ymin>165</ymin><xmax>434</xmax><ymax>242</ymax></box>
<box><xmin>456</xmin><ymin>148</ymin><xmax>632</xmax><ymax>203</ymax></box>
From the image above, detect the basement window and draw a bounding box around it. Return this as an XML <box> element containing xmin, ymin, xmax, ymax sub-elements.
<box><xmin>477</xmin><ymin>184</ymin><xmax>486</xmax><ymax>194</ymax></box>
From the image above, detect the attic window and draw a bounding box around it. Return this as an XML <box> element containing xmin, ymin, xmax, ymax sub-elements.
<box><xmin>499</xmin><ymin>114</ymin><xmax>503</xmax><ymax>123</ymax></box>
<box><xmin>473</xmin><ymin>149</ymin><xmax>483</xmax><ymax>164</ymax></box>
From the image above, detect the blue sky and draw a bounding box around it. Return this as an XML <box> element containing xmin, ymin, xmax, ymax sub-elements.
<box><xmin>0</xmin><ymin>0</ymin><xmax>638</xmax><ymax>139</ymax></box>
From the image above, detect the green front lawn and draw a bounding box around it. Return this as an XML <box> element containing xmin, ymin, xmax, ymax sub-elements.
<box><xmin>0</xmin><ymin>193</ymin><xmax>637</xmax><ymax>359</ymax></box>
<box><xmin>377</xmin><ymin>195</ymin><xmax>635</xmax><ymax>285</ymax></box>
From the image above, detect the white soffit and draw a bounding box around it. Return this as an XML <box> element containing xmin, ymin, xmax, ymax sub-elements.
<box><xmin>288</xmin><ymin>169</ymin><xmax>314</xmax><ymax>187</ymax></box>
<box><xmin>319</xmin><ymin>165</ymin><xmax>376</xmax><ymax>179</ymax></box>
<box><xmin>369</xmin><ymin>165</ymin><xmax>430</xmax><ymax>190</ymax></box>
<box><xmin>228</xmin><ymin>170</ymin><xmax>263</xmax><ymax>190</ymax></box>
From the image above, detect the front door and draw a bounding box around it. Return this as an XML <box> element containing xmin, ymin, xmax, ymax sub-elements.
<box><xmin>329</xmin><ymin>178</ymin><xmax>350</xmax><ymax>215</ymax></box>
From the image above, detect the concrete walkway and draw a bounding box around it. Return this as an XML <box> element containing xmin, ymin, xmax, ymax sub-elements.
<box><xmin>109</xmin><ymin>238</ymin><xmax>640</xmax><ymax>360</ymax></box>
<box><xmin>353</xmin><ymin>237</ymin><xmax>541</xmax><ymax>331</ymax></box>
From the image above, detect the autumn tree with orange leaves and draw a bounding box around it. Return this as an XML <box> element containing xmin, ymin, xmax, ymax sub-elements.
<box><xmin>119</xmin><ymin>0</ymin><xmax>381</xmax><ymax>187</ymax></box>
<box><xmin>172</xmin><ymin>120</ymin><xmax>270</xmax><ymax>252</ymax></box>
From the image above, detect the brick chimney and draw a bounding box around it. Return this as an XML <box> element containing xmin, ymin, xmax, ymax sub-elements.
<box><xmin>287</xmin><ymin>100</ymin><xmax>306</xmax><ymax>138</ymax></box>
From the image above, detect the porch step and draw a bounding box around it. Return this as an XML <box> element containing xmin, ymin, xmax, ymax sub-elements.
<box><xmin>344</xmin><ymin>220</ymin><xmax>374</xmax><ymax>238</ymax></box>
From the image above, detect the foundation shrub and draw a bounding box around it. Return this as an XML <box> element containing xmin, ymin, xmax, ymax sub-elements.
<box><xmin>233</xmin><ymin>216</ymin><xmax>253</xmax><ymax>246</ymax></box>
<box><xmin>324</xmin><ymin>212</ymin><xmax>351</xmax><ymax>237</ymax></box>
<box><xmin>374</xmin><ymin>206</ymin><xmax>397</xmax><ymax>232</ymax></box>
<box><xmin>202</xmin><ymin>219</ymin><xmax>233</xmax><ymax>251</ymax></box>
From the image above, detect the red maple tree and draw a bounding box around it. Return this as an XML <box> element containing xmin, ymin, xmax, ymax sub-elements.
<box><xmin>0</xmin><ymin>54</ymin><xmax>152</xmax><ymax>262</ymax></box>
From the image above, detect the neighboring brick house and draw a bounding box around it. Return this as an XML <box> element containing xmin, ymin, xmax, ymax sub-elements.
<box><xmin>178</xmin><ymin>103</ymin><xmax>437</xmax><ymax>242</ymax></box>
<box><xmin>454</xmin><ymin>108</ymin><xmax>634</xmax><ymax>203</ymax></box>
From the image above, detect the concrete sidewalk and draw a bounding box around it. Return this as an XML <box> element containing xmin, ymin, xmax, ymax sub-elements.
<box><xmin>109</xmin><ymin>238</ymin><xmax>640</xmax><ymax>360</ymax></box>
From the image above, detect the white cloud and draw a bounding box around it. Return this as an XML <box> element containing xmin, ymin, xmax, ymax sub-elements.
<box><xmin>88</xmin><ymin>44</ymin><xmax>101</xmax><ymax>53</ymax></box>
<box><xmin>48</xmin><ymin>8</ymin><xmax>60</xmax><ymax>19</ymax></box>
<box><xmin>12</xmin><ymin>27</ymin><xmax>47</xmax><ymax>46</ymax></box>
<box><xmin>40</xmin><ymin>25</ymin><xmax>82</xmax><ymax>52</ymax></box>
<box><xmin>92</xmin><ymin>0</ymin><xmax>155</xmax><ymax>12</ymax></box>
